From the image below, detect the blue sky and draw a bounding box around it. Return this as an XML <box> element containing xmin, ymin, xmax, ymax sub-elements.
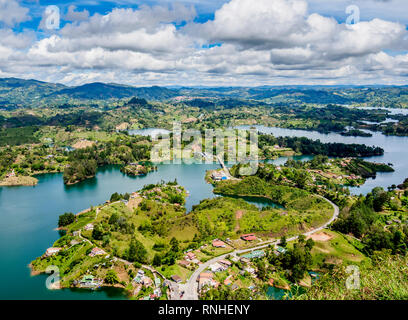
<box><xmin>1</xmin><ymin>0</ymin><xmax>408</xmax><ymax>86</ymax></box>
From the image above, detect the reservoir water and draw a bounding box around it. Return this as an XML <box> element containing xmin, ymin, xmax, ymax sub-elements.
<box><xmin>1</xmin><ymin>125</ymin><xmax>408</xmax><ymax>299</ymax></box>
<box><xmin>236</xmin><ymin>125</ymin><xmax>408</xmax><ymax>195</ymax></box>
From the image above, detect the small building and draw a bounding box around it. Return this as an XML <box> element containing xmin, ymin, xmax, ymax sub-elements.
<box><xmin>224</xmin><ymin>275</ymin><xmax>233</xmax><ymax>286</ymax></box>
<box><xmin>185</xmin><ymin>252</ymin><xmax>196</xmax><ymax>260</ymax></box>
<box><xmin>44</xmin><ymin>247</ymin><xmax>62</xmax><ymax>257</ymax></box>
<box><xmin>5</xmin><ymin>170</ymin><xmax>16</xmax><ymax>178</ymax></box>
<box><xmin>230</xmin><ymin>255</ymin><xmax>239</xmax><ymax>263</ymax></box>
<box><xmin>171</xmin><ymin>275</ymin><xmax>182</xmax><ymax>283</ymax></box>
<box><xmin>89</xmin><ymin>247</ymin><xmax>106</xmax><ymax>257</ymax></box>
<box><xmin>84</xmin><ymin>223</ymin><xmax>94</xmax><ymax>231</ymax></box>
<box><xmin>241</xmin><ymin>250</ymin><xmax>265</xmax><ymax>260</ymax></box>
<box><xmin>179</xmin><ymin>260</ymin><xmax>191</xmax><ymax>267</ymax></box>
<box><xmin>276</xmin><ymin>246</ymin><xmax>287</xmax><ymax>254</ymax></box>
<box><xmin>154</xmin><ymin>288</ymin><xmax>162</xmax><ymax>297</ymax></box>
<box><xmin>241</xmin><ymin>233</ymin><xmax>257</xmax><ymax>241</ymax></box>
<box><xmin>80</xmin><ymin>275</ymin><xmax>95</xmax><ymax>284</ymax></box>
<box><xmin>212</xmin><ymin>171</ymin><xmax>228</xmax><ymax>181</ymax></box>
<box><xmin>78</xmin><ymin>275</ymin><xmax>102</xmax><ymax>288</ymax></box>
<box><xmin>198</xmin><ymin>272</ymin><xmax>215</xmax><ymax>291</ymax></box>
<box><xmin>143</xmin><ymin>276</ymin><xmax>153</xmax><ymax>287</ymax></box>
<box><xmin>240</xmin><ymin>257</ymin><xmax>250</xmax><ymax>264</ymax></box>
<box><xmin>133</xmin><ymin>275</ymin><xmax>143</xmax><ymax>284</ymax></box>
<box><xmin>212</xmin><ymin>240</ymin><xmax>227</xmax><ymax>248</ymax></box>
<box><xmin>154</xmin><ymin>277</ymin><xmax>161</xmax><ymax>287</ymax></box>
<box><xmin>244</xmin><ymin>267</ymin><xmax>256</xmax><ymax>274</ymax></box>
<box><xmin>219</xmin><ymin>259</ymin><xmax>232</xmax><ymax>267</ymax></box>
<box><xmin>209</xmin><ymin>262</ymin><xmax>226</xmax><ymax>273</ymax></box>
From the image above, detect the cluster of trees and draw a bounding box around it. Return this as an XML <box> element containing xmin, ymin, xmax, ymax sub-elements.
<box><xmin>255</xmin><ymin>162</ymin><xmax>312</xmax><ymax>189</ymax></box>
<box><xmin>259</xmin><ymin>134</ymin><xmax>384</xmax><ymax>157</ymax></box>
<box><xmin>108</xmin><ymin>212</ymin><xmax>135</xmax><ymax>234</ymax></box>
<box><xmin>58</xmin><ymin>212</ymin><xmax>76</xmax><ymax>227</ymax></box>
<box><xmin>398</xmin><ymin>178</ymin><xmax>408</xmax><ymax>190</ymax></box>
<box><xmin>345</xmin><ymin>159</ymin><xmax>394</xmax><ymax>178</ymax></box>
<box><xmin>333</xmin><ymin>186</ymin><xmax>395</xmax><ymax>236</ymax></box>
<box><xmin>382</xmin><ymin>118</ymin><xmax>408</xmax><ymax>136</ymax></box>
<box><xmin>363</xmin><ymin>225</ymin><xmax>408</xmax><ymax>255</ymax></box>
<box><xmin>0</xmin><ymin>126</ymin><xmax>40</xmax><ymax>146</ymax></box>
<box><xmin>333</xmin><ymin>185</ymin><xmax>408</xmax><ymax>255</ymax></box>
<box><xmin>126</xmin><ymin>239</ymin><xmax>147</xmax><ymax>264</ymax></box>
<box><xmin>110</xmin><ymin>192</ymin><xmax>130</xmax><ymax>202</ymax></box>
<box><xmin>62</xmin><ymin>136</ymin><xmax>152</xmax><ymax>185</ymax></box>
<box><xmin>214</xmin><ymin>176</ymin><xmax>309</xmax><ymax>208</ymax></box>
<box><xmin>63</xmin><ymin>159</ymin><xmax>97</xmax><ymax>184</ymax></box>
<box><xmin>268</xmin><ymin>235</ymin><xmax>315</xmax><ymax>282</ymax></box>
<box><xmin>0</xmin><ymin>148</ymin><xmax>18</xmax><ymax>177</ymax></box>
<box><xmin>105</xmin><ymin>269</ymin><xmax>119</xmax><ymax>284</ymax></box>
<box><xmin>152</xmin><ymin>237</ymin><xmax>182</xmax><ymax>266</ymax></box>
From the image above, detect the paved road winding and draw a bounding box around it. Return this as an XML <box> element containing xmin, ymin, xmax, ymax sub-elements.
<box><xmin>179</xmin><ymin>195</ymin><xmax>339</xmax><ymax>300</ymax></box>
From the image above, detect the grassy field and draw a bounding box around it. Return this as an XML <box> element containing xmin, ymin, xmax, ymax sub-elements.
<box><xmin>308</xmin><ymin>229</ymin><xmax>369</xmax><ymax>268</ymax></box>
<box><xmin>210</xmin><ymin>177</ymin><xmax>333</xmax><ymax>238</ymax></box>
<box><xmin>160</xmin><ymin>264</ymin><xmax>192</xmax><ymax>283</ymax></box>
<box><xmin>294</xmin><ymin>251</ymin><xmax>408</xmax><ymax>300</ymax></box>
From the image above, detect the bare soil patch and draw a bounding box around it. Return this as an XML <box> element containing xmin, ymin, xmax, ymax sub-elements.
<box><xmin>307</xmin><ymin>232</ymin><xmax>333</xmax><ymax>242</ymax></box>
<box><xmin>72</xmin><ymin>139</ymin><xmax>95</xmax><ymax>149</ymax></box>
<box><xmin>235</xmin><ymin>210</ymin><xmax>244</xmax><ymax>232</ymax></box>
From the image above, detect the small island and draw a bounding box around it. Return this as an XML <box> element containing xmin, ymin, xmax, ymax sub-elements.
<box><xmin>120</xmin><ymin>162</ymin><xmax>157</xmax><ymax>177</ymax></box>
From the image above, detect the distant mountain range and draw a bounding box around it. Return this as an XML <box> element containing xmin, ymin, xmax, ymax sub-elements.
<box><xmin>0</xmin><ymin>78</ymin><xmax>179</xmax><ymax>106</ymax></box>
<box><xmin>53</xmin><ymin>82</ymin><xmax>178</xmax><ymax>100</ymax></box>
<box><xmin>1</xmin><ymin>77</ymin><xmax>408</xmax><ymax>108</ymax></box>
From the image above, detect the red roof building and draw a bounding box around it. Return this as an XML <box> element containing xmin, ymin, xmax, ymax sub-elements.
<box><xmin>185</xmin><ymin>252</ymin><xmax>196</xmax><ymax>260</ymax></box>
<box><xmin>241</xmin><ymin>234</ymin><xmax>257</xmax><ymax>241</ymax></box>
<box><xmin>212</xmin><ymin>240</ymin><xmax>226</xmax><ymax>248</ymax></box>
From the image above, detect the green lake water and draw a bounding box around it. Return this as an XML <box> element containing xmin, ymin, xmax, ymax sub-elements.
<box><xmin>1</xmin><ymin>125</ymin><xmax>408</xmax><ymax>299</ymax></box>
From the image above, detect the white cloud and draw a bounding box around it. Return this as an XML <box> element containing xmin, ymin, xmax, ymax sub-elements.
<box><xmin>65</xmin><ymin>5</ymin><xmax>90</xmax><ymax>22</ymax></box>
<box><xmin>0</xmin><ymin>29</ymin><xmax>34</xmax><ymax>49</ymax></box>
<box><xmin>2</xmin><ymin>0</ymin><xmax>408</xmax><ymax>86</ymax></box>
<box><xmin>0</xmin><ymin>0</ymin><xmax>30</xmax><ymax>27</ymax></box>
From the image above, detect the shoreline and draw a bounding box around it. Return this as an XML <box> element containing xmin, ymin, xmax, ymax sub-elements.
<box><xmin>28</xmin><ymin>263</ymin><xmax>131</xmax><ymax>296</ymax></box>
<box><xmin>0</xmin><ymin>176</ymin><xmax>38</xmax><ymax>187</ymax></box>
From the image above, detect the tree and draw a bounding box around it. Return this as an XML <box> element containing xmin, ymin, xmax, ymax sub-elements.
<box><xmin>127</xmin><ymin>239</ymin><xmax>147</xmax><ymax>263</ymax></box>
<box><xmin>279</xmin><ymin>240</ymin><xmax>314</xmax><ymax>282</ymax></box>
<box><xmin>152</xmin><ymin>254</ymin><xmax>162</xmax><ymax>267</ymax></box>
<box><xmin>92</xmin><ymin>224</ymin><xmax>104</xmax><ymax>240</ymax></box>
<box><xmin>256</xmin><ymin>261</ymin><xmax>267</xmax><ymax>281</ymax></box>
<box><xmin>305</xmin><ymin>238</ymin><xmax>315</xmax><ymax>251</ymax></box>
<box><xmin>109</xmin><ymin>213</ymin><xmax>119</xmax><ymax>225</ymax></box>
<box><xmin>371</xmin><ymin>187</ymin><xmax>389</xmax><ymax>212</ymax></box>
<box><xmin>110</xmin><ymin>192</ymin><xmax>121</xmax><ymax>202</ymax></box>
<box><xmin>105</xmin><ymin>270</ymin><xmax>119</xmax><ymax>284</ymax></box>
<box><xmin>58</xmin><ymin>212</ymin><xmax>75</xmax><ymax>227</ymax></box>
<box><xmin>170</xmin><ymin>237</ymin><xmax>179</xmax><ymax>252</ymax></box>
<box><xmin>279</xmin><ymin>236</ymin><xmax>287</xmax><ymax>248</ymax></box>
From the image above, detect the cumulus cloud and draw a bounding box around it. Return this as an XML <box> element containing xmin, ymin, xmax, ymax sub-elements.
<box><xmin>60</xmin><ymin>4</ymin><xmax>196</xmax><ymax>37</ymax></box>
<box><xmin>65</xmin><ymin>5</ymin><xmax>90</xmax><ymax>22</ymax></box>
<box><xmin>2</xmin><ymin>0</ymin><xmax>408</xmax><ymax>86</ymax></box>
<box><xmin>0</xmin><ymin>0</ymin><xmax>30</xmax><ymax>27</ymax></box>
<box><xmin>0</xmin><ymin>29</ymin><xmax>35</xmax><ymax>49</ymax></box>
